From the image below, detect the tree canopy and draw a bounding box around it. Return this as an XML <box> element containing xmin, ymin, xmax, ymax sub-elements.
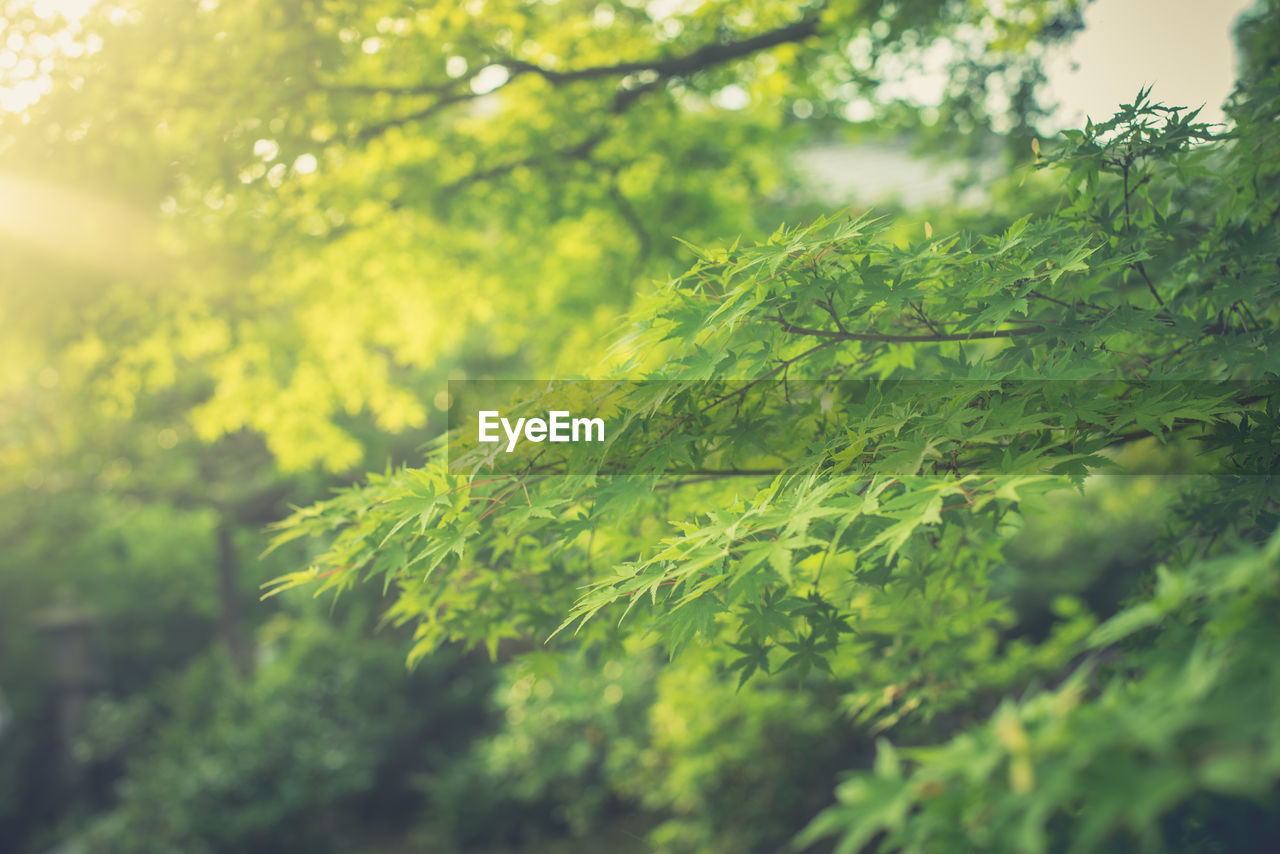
<box><xmin>2</xmin><ymin>0</ymin><xmax>1279</xmax><ymax>851</ymax></box>
<box><xmin>2</xmin><ymin>0</ymin><xmax>1082</xmax><ymax>469</ymax></box>
<box><xmin>270</xmin><ymin>8</ymin><xmax>1280</xmax><ymax>851</ymax></box>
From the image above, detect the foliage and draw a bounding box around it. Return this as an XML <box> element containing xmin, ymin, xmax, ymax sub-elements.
<box><xmin>1</xmin><ymin>0</ymin><xmax>1083</xmax><ymax>471</ymax></box>
<box><xmin>78</xmin><ymin>613</ymin><xmax>491</xmax><ymax>854</ymax></box>
<box><xmin>2</xmin><ymin>0</ymin><xmax>1278</xmax><ymax>852</ymax></box>
<box><xmin>271</xmin><ymin>13</ymin><xmax>1280</xmax><ymax>852</ymax></box>
<box><xmin>798</xmin><ymin>530</ymin><xmax>1280</xmax><ymax>853</ymax></box>
<box><xmin>416</xmin><ymin>650</ymin><xmax>657</xmax><ymax>849</ymax></box>
<box><xmin>0</xmin><ymin>493</ymin><xmax>224</xmax><ymax>850</ymax></box>
<box><xmin>273</xmin><ymin>85</ymin><xmax>1279</xmax><ymax>667</ymax></box>
<box><xmin>608</xmin><ymin>649</ymin><xmax>862</xmax><ymax>853</ymax></box>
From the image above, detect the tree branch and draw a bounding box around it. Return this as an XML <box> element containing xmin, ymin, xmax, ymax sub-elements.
<box><xmin>498</xmin><ymin>14</ymin><xmax>822</xmax><ymax>84</ymax></box>
<box><xmin>356</xmin><ymin>89</ymin><xmax>488</xmax><ymax>140</ymax></box>
<box><xmin>350</xmin><ymin>13</ymin><xmax>823</xmax><ymax>146</ymax></box>
<box><xmin>770</xmin><ymin>317</ymin><xmax>1048</xmax><ymax>343</ymax></box>
<box><xmin>442</xmin><ymin>133</ymin><xmax>605</xmax><ymax>191</ymax></box>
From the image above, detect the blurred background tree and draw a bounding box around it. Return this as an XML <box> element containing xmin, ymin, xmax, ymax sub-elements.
<box><xmin>1</xmin><ymin>0</ymin><xmax>1271</xmax><ymax>852</ymax></box>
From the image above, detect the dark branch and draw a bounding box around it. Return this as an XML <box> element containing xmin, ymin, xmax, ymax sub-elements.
<box><xmin>607</xmin><ymin>177</ymin><xmax>653</xmax><ymax>273</ymax></box>
<box><xmin>349</xmin><ymin>14</ymin><xmax>823</xmax><ymax>145</ymax></box>
<box><xmin>327</xmin><ymin>77</ymin><xmax>475</xmax><ymax>97</ymax></box>
<box><xmin>442</xmin><ymin>133</ymin><xmax>605</xmax><ymax>192</ymax></box>
<box><xmin>356</xmin><ymin>89</ymin><xmax>488</xmax><ymax>140</ymax></box>
<box><xmin>770</xmin><ymin>317</ymin><xmax>1048</xmax><ymax>343</ymax></box>
<box><xmin>498</xmin><ymin>15</ymin><xmax>822</xmax><ymax>84</ymax></box>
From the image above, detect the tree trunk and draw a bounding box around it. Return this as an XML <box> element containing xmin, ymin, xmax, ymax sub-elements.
<box><xmin>215</xmin><ymin>517</ymin><xmax>252</xmax><ymax>678</ymax></box>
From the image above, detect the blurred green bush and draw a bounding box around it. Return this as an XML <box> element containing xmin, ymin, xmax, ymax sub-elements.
<box><xmin>76</xmin><ymin>612</ymin><xmax>491</xmax><ymax>854</ymax></box>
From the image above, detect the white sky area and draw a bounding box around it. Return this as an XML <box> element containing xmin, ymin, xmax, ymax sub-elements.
<box><xmin>1043</xmin><ymin>0</ymin><xmax>1252</xmax><ymax>128</ymax></box>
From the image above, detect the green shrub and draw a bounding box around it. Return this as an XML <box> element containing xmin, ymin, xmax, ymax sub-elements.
<box><xmin>80</xmin><ymin>614</ymin><xmax>490</xmax><ymax>854</ymax></box>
